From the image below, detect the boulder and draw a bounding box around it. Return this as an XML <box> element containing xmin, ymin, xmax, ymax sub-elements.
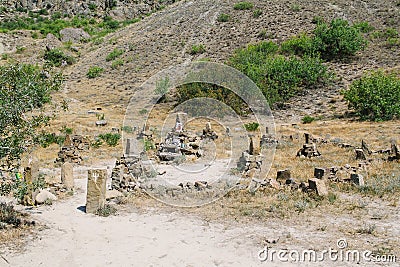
<box><xmin>35</xmin><ymin>190</ymin><xmax>57</xmax><ymax>204</ymax></box>
<box><xmin>60</xmin><ymin>28</ymin><xmax>90</xmax><ymax>43</ymax></box>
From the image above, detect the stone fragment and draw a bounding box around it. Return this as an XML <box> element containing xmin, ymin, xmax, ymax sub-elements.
<box><xmin>314</xmin><ymin>167</ymin><xmax>325</xmax><ymax>179</ymax></box>
<box><xmin>86</xmin><ymin>169</ymin><xmax>107</xmax><ymax>214</ymax></box>
<box><xmin>61</xmin><ymin>162</ymin><xmax>74</xmax><ymax>189</ymax></box>
<box><xmin>355</xmin><ymin>149</ymin><xmax>366</xmax><ymax>160</ymax></box>
<box><xmin>308</xmin><ymin>178</ymin><xmax>328</xmax><ymax>196</ymax></box>
<box><xmin>350</xmin><ymin>173</ymin><xmax>364</xmax><ymax>186</ymax></box>
<box><xmin>277</xmin><ymin>169</ymin><xmax>291</xmax><ymax>181</ymax></box>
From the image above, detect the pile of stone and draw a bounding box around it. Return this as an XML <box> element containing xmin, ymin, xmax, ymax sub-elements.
<box><xmin>201</xmin><ymin>122</ymin><xmax>218</xmax><ymax>140</ymax></box>
<box><xmin>55</xmin><ymin>135</ymin><xmax>90</xmax><ymax>164</ymax></box>
<box><xmin>157</xmin><ymin>116</ymin><xmax>204</xmax><ymax>162</ymax></box>
<box><xmin>111</xmin><ymin>156</ymin><xmax>144</xmax><ymax>191</ymax></box>
<box><xmin>296</xmin><ymin>133</ymin><xmax>321</xmax><ymax>158</ymax></box>
<box><xmin>237</xmin><ymin>136</ymin><xmax>264</xmax><ymax>178</ymax></box>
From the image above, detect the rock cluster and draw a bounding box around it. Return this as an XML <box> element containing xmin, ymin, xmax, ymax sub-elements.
<box><xmin>55</xmin><ymin>134</ymin><xmax>90</xmax><ymax>164</ymax></box>
<box><xmin>111</xmin><ymin>155</ymin><xmax>144</xmax><ymax>191</ymax></box>
<box><xmin>296</xmin><ymin>133</ymin><xmax>321</xmax><ymax>158</ymax></box>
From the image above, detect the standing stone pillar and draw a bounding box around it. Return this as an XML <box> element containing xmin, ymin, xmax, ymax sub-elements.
<box><xmin>86</xmin><ymin>169</ymin><xmax>107</xmax><ymax>214</ymax></box>
<box><xmin>61</xmin><ymin>162</ymin><xmax>74</xmax><ymax>189</ymax></box>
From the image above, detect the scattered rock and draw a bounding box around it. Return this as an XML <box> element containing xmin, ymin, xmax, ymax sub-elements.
<box><xmin>60</xmin><ymin>28</ymin><xmax>90</xmax><ymax>43</ymax></box>
<box><xmin>35</xmin><ymin>190</ymin><xmax>57</xmax><ymax>204</ymax></box>
<box><xmin>308</xmin><ymin>178</ymin><xmax>328</xmax><ymax>196</ymax></box>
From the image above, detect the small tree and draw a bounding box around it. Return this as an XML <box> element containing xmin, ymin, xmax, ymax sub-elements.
<box><xmin>0</xmin><ymin>63</ymin><xmax>63</xmax><ymax>170</ymax></box>
<box><xmin>343</xmin><ymin>71</ymin><xmax>400</xmax><ymax>121</ymax></box>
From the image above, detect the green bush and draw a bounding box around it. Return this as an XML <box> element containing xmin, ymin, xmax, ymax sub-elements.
<box><xmin>234</xmin><ymin>1</ymin><xmax>254</xmax><ymax>10</ymax></box>
<box><xmin>190</xmin><ymin>44</ymin><xmax>206</xmax><ymax>55</ymax></box>
<box><xmin>44</xmin><ymin>48</ymin><xmax>75</xmax><ymax>67</ymax></box>
<box><xmin>280</xmin><ymin>33</ymin><xmax>317</xmax><ymax>56</ymax></box>
<box><xmin>353</xmin><ymin>21</ymin><xmax>375</xmax><ymax>33</ymax></box>
<box><xmin>313</xmin><ymin>18</ymin><xmax>367</xmax><ymax>60</ymax></box>
<box><xmin>302</xmin><ymin>115</ymin><xmax>315</xmax><ymax>124</ymax></box>
<box><xmin>217</xmin><ymin>13</ymin><xmax>230</xmax><ymax>22</ymax></box>
<box><xmin>253</xmin><ymin>9</ymin><xmax>262</xmax><ymax>18</ymax></box>
<box><xmin>111</xmin><ymin>59</ymin><xmax>124</xmax><ymax>69</ymax></box>
<box><xmin>99</xmin><ymin>133</ymin><xmax>121</xmax><ymax>147</ymax></box>
<box><xmin>106</xmin><ymin>48</ymin><xmax>124</xmax><ymax>61</ymax></box>
<box><xmin>244</xmin><ymin>122</ymin><xmax>259</xmax><ymax>131</ymax></box>
<box><xmin>343</xmin><ymin>71</ymin><xmax>400</xmax><ymax>121</ymax></box>
<box><xmin>229</xmin><ymin>41</ymin><xmax>329</xmax><ymax>104</ymax></box>
<box><xmin>0</xmin><ymin>64</ymin><xmax>63</xmax><ymax>169</ymax></box>
<box><xmin>87</xmin><ymin>66</ymin><xmax>104</xmax><ymax>78</ymax></box>
<box><xmin>0</xmin><ymin>202</ymin><xmax>21</xmax><ymax>228</ymax></box>
<box><xmin>176</xmin><ymin>82</ymin><xmax>249</xmax><ymax>116</ymax></box>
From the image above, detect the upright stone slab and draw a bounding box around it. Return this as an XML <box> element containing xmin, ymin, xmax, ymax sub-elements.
<box><xmin>314</xmin><ymin>167</ymin><xmax>326</xmax><ymax>179</ymax></box>
<box><xmin>61</xmin><ymin>162</ymin><xmax>74</xmax><ymax>189</ymax></box>
<box><xmin>86</xmin><ymin>169</ymin><xmax>107</xmax><ymax>214</ymax></box>
<box><xmin>308</xmin><ymin>178</ymin><xmax>328</xmax><ymax>196</ymax></box>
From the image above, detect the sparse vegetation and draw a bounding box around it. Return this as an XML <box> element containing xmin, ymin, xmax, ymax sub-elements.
<box><xmin>95</xmin><ymin>205</ymin><xmax>117</xmax><ymax>217</ymax></box>
<box><xmin>244</xmin><ymin>122</ymin><xmax>260</xmax><ymax>131</ymax></box>
<box><xmin>44</xmin><ymin>48</ymin><xmax>75</xmax><ymax>67</ymax></box>
<box><xmin>86</xmin><ymin>66</ymin><xmax>104</xmax><ymax>78</ymax></box>
<box><xmin>106</xmin><ymin>48</ymin><xmax>125</xmax><ymax>61</ymax></box>
<box><xmin>233</xmin><ymin>1</ymin><xmax>254</xmax><ymax>10</ymax></box>
<box><xmin>217</xmin><ymin>13</ymin><xmax>230</xmax><ymax>22</ymax></box>
<box><xmin>343</xmin><ymin>70</ymin><xmax>400</xmax><ymax>121</ymax></box>
<box><xmin>190</xmin><ymin>44</ymin><xmax>206</xmax><ymax>55</ymax></box>
<box><xmin>302</xmin><ymin>115</ymin><xmax>316</xmax><ymax>124</ymax></box>
<box><xmin>253</xmin><ymin>9</ymin><xmax>262</xmax><ymax>18</ymax></box>
<box><xmin>111</xmin><ymin>59</ymin><xmax>124</xmax><ymax>69</ymax></box>
<box><xmin>98</xmin><ymin>133</ymin><xmax>121</xmax><ymax>147</ymax></box>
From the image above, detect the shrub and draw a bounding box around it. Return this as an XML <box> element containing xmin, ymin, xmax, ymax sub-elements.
<box><xmin>280</xmin><ymin>33</ymin><xmax>317</xmax><ymax>56</ymax></box>
<box><xmin>353</xmin><ymin>21</ymin><xmax>375</xmax><ymax>33</ymax></box>
<box><xmin>217</xmin><ymin>13</ymin><xmax>230</xmax><ymax>22</ymax></box>
<box><xmin>106</xmin><ymin>48</ymin><xmax>124</xmax><ymax>61</ymax></box>
<box><xmin>302</xmin><ymin>115</ymin><xmax>315</xmax><ymax>124</ymax></box>
<box><xmin>0</xmin><ymin>202</ymin><xmax>21</xmax><ymax>228</ymax></box>
<box><xmin>44</xmin><ymin>49</ymin><xmax>75</xmax><ymax>67</ymax></box>
<box><xmin>253</xmin><ymin>9</ymin><xmax>262</xmax><ymax>18</ymax></box>
<box><xmin>111</xmin><ymin>59</ymin><xmax>124</xmax><ymax>69</ymax></box>
<box><xmin>244</xmin><ymin>122</ymin><xmax>259</xmax><ymax>131</ymax></box>
<box><xmin>87</xmin><ymin>66</ymin><xmax>104</xmax><ymax>78</ymax></box>
<box><xmin>343</xmin><ymin>70</ymin><xmax>400</xmax><ymax>121</ymax></box>
<box><xmin>233</xmin><ymin>1</ymin><xmax>254</xmax><ymax>10</ymax></box>
<box><xmin>98</xmin><ymin>133</ymin><xmax>121</xmax><ymax>146</ymax></box>
<box><xmin>190</xmin><ymin>44</ymin><xmax>206</xmax><ymax>55</ymax></box>
<box><xmin>312</xmin><ymin>18</ymin><xmax>367</xmax><ymax>60</ymax></box>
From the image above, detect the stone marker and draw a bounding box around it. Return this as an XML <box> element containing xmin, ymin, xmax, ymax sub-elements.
<box><xmin>61</xmin><ymin>162</ymin><xmax>74</xmax><ymax>189</ymax></box>
<box><xmin>355</xmin><ymin>149</ymin><xmax>366</xmax><ymax>160</ymax></box>
<box><xmin>314</xmin><ymin>167</ymin><xmax>325</xmax><ymax>179</ymax></box>
<box><xmin>277</xmin><ymin>169</ymin><xmax>291</xmax><ymax>181</ymax></box>
<box><xmin>86</xmin><ymin>169</ymin><xmax>107</xmax><ymax>214</ymax></box>
<box><xmin>308</xmin><ymin>178</ymin><xmax>328</xmax><ymax>196</ymax></box>
<box><xmin>350</xmin><ymin>173</ymin><xmax>364</xmax><ymax>186</ymax></box>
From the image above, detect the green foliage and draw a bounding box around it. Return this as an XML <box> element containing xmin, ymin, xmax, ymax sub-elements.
<box><xmin>36</xmin><ymin>132</ymin><xmax>65</xmax><ymax>148</ymax></box>
<box><xmin>139</xmin><ymin>109</ymin><xmax>148</xmax><ymax>115</ymax></box>
<box><xmin>0</xmin><ymin>64</ymin><xmax>63</xmax><ymax>170</ymax></box>
<box><xmin>190</xmin><ymin>44</ymin><xmax>206</xmax><ymax>55</ymax></box>
<box><xmin>343</xmin><ymin>71</ymin><xmax>400</xmax><ymax>121</ymax></box>
<box><xmin>233</xmin><ymin>1</ymin><xmax>254</xmax><ymax>10</ymax></box>
<box><xmin>155</xmin><ymin>76</ymin><xmax>170</xmax><ymax>96</ymax></box>
<box><xmin>88</xmin><ymin>3</ymin><xmax>97</xmax><ymax>11</ymax></box>
<box><xmin>253</xmin><ymin>9</ymin><xmax>262</xmax><ymax>18</ymax></box>
<box><xmin>1</xmin><ymin>54</ymin><xmax>8</xmax><ymax>60</ymax></box>
<box><xmin>87</xmin><ymin>66</ymin><xmax>104</xmax><ymax>78</ymax></box>
<box><xmin>96</xmin><ymin>204</ymin><xmax>117</xmax><ymax>217</ymax></box>
<box><xmin>98</xmin><ymin>133</ymin><xmax>121</xmax><ymax>147</ymax></box>
<box><xmin>353</xmin><ymin>21</ymin><xmax>375</xmax><ymax>33</ymax></box>
<box><xmin>121</xmin><ymin>126</ymin><xmax>133</xmax><ymax>133</ymax></box>
<box><xmin>290</xmin><ymin>4</ymin><xmax>301</xmax><ymax>12</ymax></box>
<box><xmin>229</xmin><ymin>42</ymin><xmax>329</xmax><ymax>104</ymax></box>
<box><xmin>217</xmin><ymin>13</ymin><xmax>230</xmax><ymax>22</ymax></box>
<box><xmin>44</xmin><ymin>48</ymin><xmax>75</xmax><ymax>67</ymax></box>
<box><xmin>280</xmin><ymin>33</ymin><xmax>317</xmax><ymax>56</ymax></box>
<box><xmin>176</xmin><ymin>82</ymin><xmax>249</xmax><ymax>116</ymax></box>
<box><xmin>106</xmin><ymin>48</ymin><xmax>124</xmax><ymax>61</ymax></box>
<box><xmin>244</xmin><ymin>122</ymin><xmax>259</xmax><ymax>131</ymax></box>
<box><xmin>302</xmin><ymin>115</ymin><xmax>315</xmax><ymax>124</ymax></box>
<box><xmin>144</xmin><ymin>139</ymin><xmax>155</xmax><ymax>151</ymax></box>
<box><xmin>0</xmin><ymin>202</ymin><xmax>21</xmax><ymax>228</ymax></box>
<box><xmin>312</xmin><ymin>18</ymin><xmax>367</xmax><ymax>60</ymax></box>
<box><xmin>111</xmin><ymin>59</ymin><xmax>124</xmax><ymax>69</ymax></box>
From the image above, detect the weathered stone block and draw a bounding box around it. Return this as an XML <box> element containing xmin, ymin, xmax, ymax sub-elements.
<box><xmin>308</xmin><ymin>178</ymin><xmax>328</xmax><ymax>196</ymax></box>
<box><xmin>314</xmin><ymin>167</ymin><xmax>325</xmax><ymax>179</ymax></box>
<box><xmin>61</xmin><ymin>162</ymin><xmax>74</xmax><ymax>189</ymax></box>
<box><xmin>86</xmin><ymin>169</ymin><xmax>107</xmax><ymax>214</ymax></box>
<box><xmin>350</xmin><ymin>173</ymin><xmax>364</xmax><ymax>186</ymax></box>
<box><xmin>277</xmin><ymin>169</ymin><xmax>291</xmax><ymax>181</ymax></box>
